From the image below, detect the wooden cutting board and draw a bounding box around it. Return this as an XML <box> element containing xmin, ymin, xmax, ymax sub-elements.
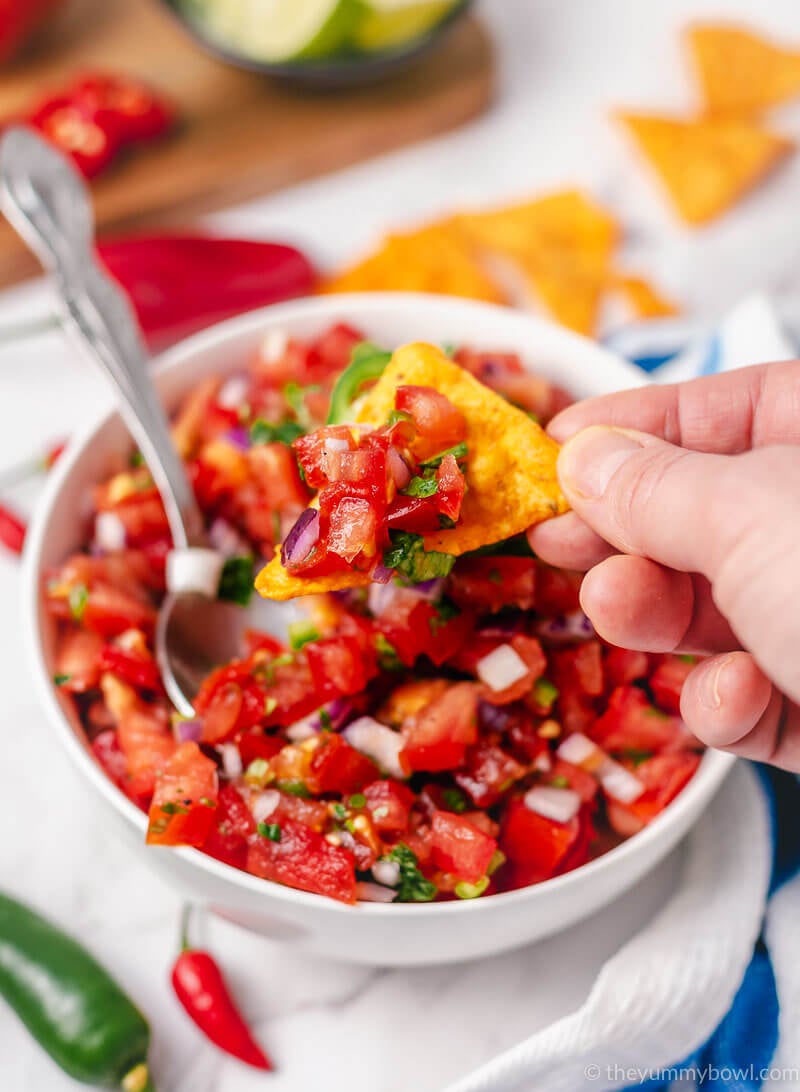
<box><xmin>0</xmin><ymin>0</ymin><xmax>494</xmax><ymax>287</ymax></box>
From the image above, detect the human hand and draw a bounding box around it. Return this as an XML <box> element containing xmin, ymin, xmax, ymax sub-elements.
<box><xmin>528</xmin><ymin>360</ymin><xmax>800</xmax><ymax>772</ymax></box>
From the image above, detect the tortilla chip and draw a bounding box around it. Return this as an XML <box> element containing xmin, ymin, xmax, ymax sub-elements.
<box><xmin>256</xmin><ymin>344</ymin><xmax>567</xmax><ymax>600</ymax></box>
<box><xmin>613</xmin><ymin>273</ymin><xmax>679</xmax><ymax>319</ymax></box>
<box><xmin>322</xmin><ymin>222</ymin><xmax>505</xmax><ymax>304</ymax></box>
<box><xmin>617</xmin><ymin>111</ymin><xmax>793</xmax><ymax>224</ymax></box>
<box><xmin>513</xmin><ymin>251</ymin><xmax>609</xmax><ymax>335</ymax></box>
<box><xmin>687</xmin><ymin>24</ymin><xmax>800</xmax><ymax>116</ymax></box>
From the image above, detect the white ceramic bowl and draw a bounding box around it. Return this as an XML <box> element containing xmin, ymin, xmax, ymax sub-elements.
<box><xmin>25</xmin><ymin>293</ymin><xmax>735</xmax><ymax>966</ymax></box>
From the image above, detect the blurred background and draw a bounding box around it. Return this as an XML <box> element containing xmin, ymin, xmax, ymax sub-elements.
<box><xmin>1</xmin><ymin>1</ymin><xmax>799</xmax><ymax>1090</ymax></box>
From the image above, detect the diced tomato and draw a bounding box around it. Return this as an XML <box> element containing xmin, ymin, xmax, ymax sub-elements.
<box><xmin>107</xmin><ymin>490</ymin><xmax>171</xmax><ymax>548</ymax></box>
<box><xmin>308</xmin><ymin>322</ymin><xmax>364</xmax><ymax>381</ymax></box>
<box><xmin>293</xmin><ymin>427</ymin><xmax>357</xmax><ymax>489</ymax></box>
<box><xmin>306</xmin><ymin>733</ymin><xmax>379</xmax><ymax>795</ymax></box>
<box><xmin>480</xmin><ymin>634</ymin><xmax>547</xmax><ymax>705</ymax></box>
<box><xmin>430</xmin><ymin>810</ymin><xmax>497</xmax><ymax>883</ymax></box>
<box><xmin>55</xmin><ymin>628</ymin><xmax>104</xmax><ymax>693</ymax></box>
<box><xmin>243</xmin><ymin>630</ymin><xmax>286</xmax><ymax>658</ymax></box>
<box><xmin>116</xmin><ymin>704</ymin><xmax>175</xmax><ymax>797</ymax></box>
<box><xmin>454</xmin><ymin>742</ymin><xmax>526</xmax><ymax>807</ymax></box>
<box><xmin>246</xmin><ymin>817</ymin><xmax>357</xmax><ymax>903</ymax></box>
<box><xmin>272</xmin><ymin>791</ymin><xmax>330</xmax><ymax>832</ymax></box>
<box><xmin>500</xmin><ymin>797</ymin><xmax>581</xmax><ymax>878</ymax></box>
<box><xmin>98</xmin><ymin>643</ymin><xmax>162</xmax><ymax>692</ymax></box>
<box><xmin>203</xmin><ymin>783</ymin><xmax>255</xmax><ymax>870</ymax></box>
<box><xmin>394</xmin><ymin>386</ymin><xmax>468</xmax><ymax>461</ymax></box>
<box><xmin>454</xmin><ymin>348</ymin><xmax>570</xmax><ymax>422</ymax></box>
<box><xmin>425</xmin><ymin>607</ymin><xmax>475</xmax><ymax>667</ymax></box>
<box><xmin>248</xmin><ymin>443</ymin><xmax>310</xmax><ymax>512</ymax></box>
<box><xmin>650</xmin><ymin>656</ymin><xmax>696</xmax><ymax>715</ymax></box>
<box><xmin>448</xmin><ymin>556</ymin><xmax>537</xmax><ymax>613</ymax></box>
<box><xmin>326</xmin><ymin>495</ymin><xmax>378</xmax><ymax>563</ymax></box>
<box><xmin>306</xmin><ymin>635</ymin><xmax>376</xmax><ymax>700</ymax></box>
<box><xmin>374</xmin><ymin>592</ymin><xmax>438</xmax><ymax>667</ymax></box>
<box><xmin>363</xmin><ymin>779</ymin><xmax>415</xmax><ymax>835</ymax></box>
<box><xmin>591</xmin><ymin>686</ymin><xmax>692</xmax><ymax>754</ymax></box>
<box><xmin>262</xmin><ymin>658</ymin><xmax>321</xmax><ymax>728</ymax></box>
<box><xmin>196</xmin><ymin>665</ymin><xmax>265</xmax><ymax>744</ymax></box>
<box><xmin>606</xmin><ymin>753</ymin><xmax>701</xmax><ymax>836</ymax></box>
<box><xmin>549</xmin><ymin>758</ymin><xmax>599</xmax><ymax>803</ymax></box>
<box><xmin>604</xmin><ymin>647</ymin><xmax>650</xmax><ymax>689</ymax></box>
<box><xmin>78</xmin><ymin>584</ymin><xmax>157</xmax><ymax>639</ymax></box>
<box><xmin>534</xmin><ymin>563</ymin><xmax>581</xmax><ymax>614</ymax></box>
<box><xmin>238</xmin><ymin>732</ymin><xmax>284</xmax><ymax>767</ymax></box>
<box><xmin>435</xmin><ymin>454</ymin><xmax>466</xmax><ymax>521</ymax></box>
<box><xmin>552</xmin><ymin>641</ymin><xmax>604</xmax><ymax>698</ymax></box>
<box><xmin>385</xmin><ymin>495</ymin><xmax>442</xmax><ymax>533</ymax></box>
<box><xmin>401</xmin><ymin>681</ymin><xmax>479</xmax><ymax>771</ymax></box>
<box><xmin>91</xmin><ymin>729</ymin><xmax>130</xmax><ymax>794</ymax></box>
<box><xmin>147</xmin><ymin>742</ymin><xmax>218</xmax><ymax>847</ymax></box>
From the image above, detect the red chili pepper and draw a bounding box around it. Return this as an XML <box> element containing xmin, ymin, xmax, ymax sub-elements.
<box><xmin>171</xmin><ymin>905</ymin><xmax>272</xmax><ymax>1071</ymax></box>
<box><xmin>0</xmin><ymin>502</ymin><xmax>26</xmax><ymax>555</ymax></box>
<box><xmin>97</xmin><ymin>235</ymin><xmax>317</xmax><ymax>349</ymax></box>
<box><xmin>30</xmin><ymin>95</ymin><xmax>120</xmax><ymax>179</ymax></box>
<box><xmin>0</xmin><ymin>0</ymin><xmax>62</xmax><ymax>63</ymax></box>
<box><xmin>72</xmin><ymin>73</ymin><xmax>175</xmax><ymax>145</ymax></box>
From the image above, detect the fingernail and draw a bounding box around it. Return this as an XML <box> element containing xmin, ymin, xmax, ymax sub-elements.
<box><xmin>698</xmin><ymin>656</ymin><xmax>733</xmax><ymax>712</ymax></box>
<box><xmin>559</xmin><ymin>427</ymin><xmax>644</xmax><ymax>500</ymax></box>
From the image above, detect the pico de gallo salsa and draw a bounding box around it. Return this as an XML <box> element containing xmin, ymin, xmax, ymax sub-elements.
<box><xmin>46</xmin><ymin>323</ymin><xmax>703</xmax><ymax>905</ymax></box>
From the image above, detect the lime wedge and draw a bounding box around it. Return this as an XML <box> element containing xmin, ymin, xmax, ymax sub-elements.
<box><xmin>190</xmin><ymin>0</ymin><xmax>361</xmax><ymax>63</ymax></box>
<box><xmin>354</xmin><ymin>0</ymin><xmax>461</xmax><ymax>53</ymax></box>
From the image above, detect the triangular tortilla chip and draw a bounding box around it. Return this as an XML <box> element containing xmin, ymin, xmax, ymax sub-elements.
<box><xmin>256</xmin><ymin>344</ymin><xmax>567</xmax><ymax>600</ymax></box>
<box><xmin>513</xmin><ymin>251</ymin><xmax>609</xmax><ymax>335</ymax></box>
<box><xmin>617</xmin><ymin>111</ymin><xmax>793</xmax><ymax>224</ymax></box>
<box><xmin>612</xmin><ymin>273</ymin><xmax>679</xmax><ymax>319</ymax></box>
<box><xmin>687</xmin><ymin>24</ymin><xmax>800</xmax><ymax>116</ymax></box>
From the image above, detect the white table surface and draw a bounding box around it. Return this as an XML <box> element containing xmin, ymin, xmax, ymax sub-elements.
<box><xmin>1</xmin><ymin>2</ymin><xmax>798</xmax><ymax>1089</ymax></box>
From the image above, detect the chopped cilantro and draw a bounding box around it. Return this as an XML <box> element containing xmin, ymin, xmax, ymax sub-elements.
<box><xmin>271</xmin><ymin>510</ymin><xmax>282</xmax><ymax>542</ymax></box>
<box><xmin>198</xmin><ymin>796</ymin><xmax>217</xmax><ymax>808</ymax></box>
<box><xmin>283</xmin><ymin>381</ymin><xmax>306</xmax><ymax>416</ymax></box>
<box><xmin>454</xmin><ymin>877</ymin><xmax>489</xmax><ymax>899</ymax></box>
<box><xmin>277</xmin><ymin>779</ymin><xmax>311</xmax><ymax>798</ymax></box>
<box><xmin>264</xmin><ymin>696</ymin><xmax>278</xmax><ymax>716</ymax></box>
<box><xmin>348</xmin><ymin>793</ymin><xmax>366</xmax><ymax>809</ymax></box>
<box><xmin>550</xmin><ymin>775</ymin><xmax>569</xmax><ymax>789</ymax></box>
<box><xmin>160</xmin><ymin>801</ymin><xmax>190</xmax><ymax>816</ymax></box>
<box><xmin>250</xmin><ymin>418</ymin><xmax>305</xmax><ymax>446</ymax></box>
<box><xmin>420</xmin><ymin>441</ymin><xmax>468</xmax><ymax>469</ymax></box>
<box><xmin>261</xmin><ymin>653</ymin><xmax>295</xmax><ymax>684</ymax></box>
<box><xmin>257</xmin><ymin>822</ymin><xmax>282</xmax><ymax>842</ymax></box>
<box><xmin>375</xmin><ymin>633</ymin><xmax>402</xmax><ymax>671</ymax></box>
<box><xmin>440</xmin><ymin>342</ymin><xmax>457</xmax><ymax>357</ymax></box>
<box><xmin>129</xmin><ymin>449</ymin><xmax>145</xmax><ymax>468</ymax></box>
<box><xmin>218</xmin><ymin>556</ymin><xmax>255</xmax><ymax>607</ymax></box>
<box><xmin>532</xmin><ymin>677</ymin><xmax>559</xmax><ymax>709</ymax></box>
<box><xmin>288</xmin><ymin>620</ymin><xmax>320</xmax><ymax>650</ymax></box>
<box><xmin>403</xmin><ymin>475</ymin><xmax>439</xmax><ymax>498</ymax></box>
<box><xmin>331</xmin><ymin>802</ymin><xmax>347</xmax><ymax>821</ymax></box>
<box><xmin>244</xmin><ymin>758</ymin><xmax>271</xmax><ymax>786</ymax></box>
<box><xmin>428</xmin><ymin>598</ymin><xmax>460</xmax><ymax>635</ymax></box>
<box><xmin>678</xmin><ymin>654</ymin><xmax>698</xmax><ymax>664</ymax></box>
<box><xmin>438</xmin><ymin>514</ymin><xmax>457</xmax><ymax>529</ymax></box>
<box><xmin>383</xmin><ymin>531</ymin><xmax>455</xmax><ymax>583</ymax></box>
<box><xmin>487</xmin><ymin>849</ymin><xmax>506</xmax><ymax>876</ymax></box>
<box><xmin>53</xmin><ymin>673</ymin><xmax>71</xmax><ymax>686</ymax></box>
<box><xmin>622</xmin><ymin>748</ymin><xmax>653</xmax><ymax>767</ymax></box>
<box><xmin>387</xmin><ymin>843</ymin><xmax>437</xmax><ymax>903</ymax></box>
<box><xmin>68</xmin><ymin>583</ymin><xmax>89</xmax><ymax>623</ymax></box>
<box><xmin>319</xmin><ymin>709</ymin><xmax>333</xmax><ymax>731</ymax></box>
<box><xmin>441</xmin><ymin>787</ymin><xmax>468</xmax><ymax>813</ymax></box>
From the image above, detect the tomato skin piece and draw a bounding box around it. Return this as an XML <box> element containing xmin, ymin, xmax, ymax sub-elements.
<box><xmin>97</xmin><ymin>643</ymin><xmax>162</xmax><ymax>692</ymax></box>
<box><xmin>650</xmin><ymin>656</ymin><xmax>696</xmax><ymax>715</ymax></box>
<box><xmin>435</xmin><ymin>454</ymin><xmax>466</xmax><ymax>521</ymax></box>
<box><xmin>306</xmin><ymin>733</ymin><xmax>379</xmax><ymax>795</ymax></box>
<box><xmin>454</xmin><ymin>742</ymin><xmax>526</xmax><ymax>808</ymax></box>
<box><xmin>401</xmin><ymin>682</ymin><xmax>479</xmax><ymax>772</ymax></box>
<box><xmin>203</xmin><ymin>784</ymin><xmax>255</xmax><ymax>870</ymax></box>
<box><xmin>363</xmin><ymin>779</ymin><xmax>415</xmax><ymax>835</ymax></box>
<box><xmin>448</xmin><ymin>556</ymin><xmax>537</xmax><ymax>613</ymax></box>
<box><xmin>238</xmin><ymin>732</ymin><xmax>283</xmax><ymax>767</ymax></box>
<box><xmin>293</xmin><ymin>427</ymin><xmax>357</xmax><ymax>489</ymax></box>
<box><xmin>246</xmin><ymin>817</ymin><xmax>357</xmax><ymax>904</ymax></box>
<box><xmin>606</xmin><ymin>752</ymin><xmax>701</xmax><ymax>836</ymax></box>
<box><xmin>591</xmin><ymin>685</ymin><xmax>692</xmax><ymax>754</ymax></box>
<box><xmin>430</xmin><ymin>810</ymin><xmax>497</xmax><ymax>883</ymax></box>
<box><xmin>385</xmin><ymin>495</ymin><xmax>442</xmax><ymax>533</ymax></box>
<box><xmin>147</xmin><ymin>742</ymin><xmax>219</xmax><ymax>847</ymax></box>
<box><xmin>394</xmin><ymin>385</ymin><xmax>468</xmax><ymax>460</ymax></box>
<box><xmin>500</xmin><ymin>798</ymin><xmax>581</xmax><ymax>877</ymax></box>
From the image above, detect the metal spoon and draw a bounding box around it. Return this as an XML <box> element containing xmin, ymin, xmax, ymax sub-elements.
<box><xmin>0</xmin><ymin>126</ymin><xmax>296</xmax><ymax>717</ymax></box>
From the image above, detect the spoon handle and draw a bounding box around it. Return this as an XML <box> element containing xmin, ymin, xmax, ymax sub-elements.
<box><xmin>0</xmin><ymin>126</ymin><xmax>204</xmax><ymax>549</ymax></box>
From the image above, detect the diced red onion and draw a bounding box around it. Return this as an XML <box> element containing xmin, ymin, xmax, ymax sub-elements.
<box><xmin>524</xmin><ymin>785</ymin><xmax>582</xmax><ymax>824</ymax></box>
<box><xmin>326</xmin><ymin>698</ymin><xmax>354</xmax><ymax>731</ymax></box>
<box><xmin>219</xmin><ymin>743</ymin><xmax>243</xmax><ymax>779</ymax></box>
<box><xmin>251</xmin><ymin>789</ymin><xmax>281</xmax><ymax>823</ymax></box>
<box><xmin>557</xmin><ymin>732</ymin><xmax>603</xmax><ymax>770</ymax></box>
<box><xmin>260</xmin><ymin>327</ymin><xmax>289</xmax><ymax>365</ymax></box>
<box><xmin>387</xmin><ymin>445</ymin><xmax>412</xmax><ymax>490</ymax></box>
<box><xmin>95</xmin><ymin>511</ymin><xmax>127</xmax><ymax>553</ymax></box>
<box><xmin>599</xmin><ymin>759</ymin><xmax>645</xmax><ymax>803</ymax></box>
<box><xmin>372</xmin><ymin>859</ymin><xmax>401</xmax><ymax>887</ymax></box>
<box><xmin>371</xmin><ymin>564</ymin><xmax>393</xmax><ymax>585</ymax></box>
<box><xmin>286</xmin><ymin>712</ymin><xmax>321</xmax><ymax>742</ymax></box>
<box><xmin>533</xmin><ymin>751</ymin><xmax>552</xmax><ymax>773</ymax></box>
<box><xmin>281</xmin><ymin>508</ymin><xmax>319</xmax><ymax>568</ymax></box>
<box><xmin>476</xmin><ymin>643</ymin><xmax>528</xmax><ymax>691</ymax></box>
<box><xmin>167</xmin><ymin>548</ymin><xmax>225</xmax><ymax>598</ymax></box>
<box><xmin>174</xmin><ymin>719</ymin><xmax>202</xmax><ymax>743</ymax></box>
<box><xmin>222</xmin><ymin>426</ymin><xmax>251</xmax><ymax>451</ymax></box>
<box><xmin>368</xmin><ymin>580</ymin><xmax>400</xmax><ymax>616</ymax></box>
<box><xmin>217</xmin><ymin>373</ymin><xmax>250</xmax><ymax>409</ymax></box>
<box><xmin>343</xmin><ymin>717</ymin><xmax>406</xmax><ymax>779</ymax></box>
<box><xmin>478</xmin><ymin>700</ymin><xmax>512</xmax><ymax>732</ymax></box>
<box><xmin>413</xmin><ymin>578</ymin><xmax>445</xmax><ymax>601</ymax></box>
<box><xmin>287</xmin><ymin>699</ymin><xmax>354</xmax><ymax>742</ymax></box>
<box><xmin>356</xmin><ymin>881</ymin><xmax>397</xmax><ymax>904</ymax></box>
<box><xmin>537</xmin><ymin>611</ymin><xmax>595</xmax><ymax>644</ymax></box>
<box><xmin>208</xmin><ymin>517</ymin><xmax>248</xmax><ymax>558</ymax></box>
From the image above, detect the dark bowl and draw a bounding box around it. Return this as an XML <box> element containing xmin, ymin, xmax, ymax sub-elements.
<box><xmin>157</xmin><ymin>0</ymin><xmax>474</xmax><ymax>89</ymax></box>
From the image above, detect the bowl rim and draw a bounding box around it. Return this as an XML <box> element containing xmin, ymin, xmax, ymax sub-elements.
<box><xmin>25</xmin><ymin>291</ymin><xmax>737</xmax><ymax>917</ymax></box>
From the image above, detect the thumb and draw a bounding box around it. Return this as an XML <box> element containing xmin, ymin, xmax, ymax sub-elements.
<box><xmin>557</xmin><ymin>426</ymin><xmax>800</xmax><ymax>702</ymax></box>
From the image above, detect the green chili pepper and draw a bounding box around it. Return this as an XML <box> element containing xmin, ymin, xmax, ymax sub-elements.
<box><xmin>0</xmin><ymin>892</ymin><xmax>155</xmax><ymax>1090</ymax></box>
<box><xmin>326</xmin><ymin>341</ymin><xmax>392</xmax><ymax>424</ymax></box>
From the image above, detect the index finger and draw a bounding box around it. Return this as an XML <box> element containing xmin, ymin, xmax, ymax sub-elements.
<box><xmin>549</xmin><ymin>359</ymin><xmax>800</xmax><ymax>453</ymax></box>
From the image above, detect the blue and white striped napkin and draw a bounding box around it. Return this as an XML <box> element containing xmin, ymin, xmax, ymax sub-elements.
<box><xmin>446</xmin><ymin>295</ymin><xmax>800</xmax><ymax>1092</ymax></box>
